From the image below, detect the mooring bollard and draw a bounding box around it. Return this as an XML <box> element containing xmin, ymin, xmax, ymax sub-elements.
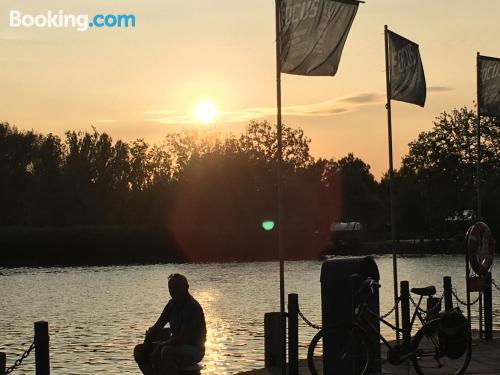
<box><xmin>288</xmin><ymin>293</ymin><xmax>299</xmax><ymax>375</ymax></box>
<box><xmin>400</xmin><ymin>281</ymin><xmax>411</xmax><ymax>348</ymax></box>
<box><xmin>443</xmin><ymin>276</ymin><xmax>453</xmax><ymax>311</ymax></box>
<box><xmin>484</xmin><ymin>272</ymin><xmax>493</xmax><ymax>340</ymax></box>
<box><xmin>1</xmin><ymin>351</ymin><xmax>6</xmax><ymax>374</ymax></box>
<box><xmin>264</xmin><ymin>312</ymin><xmax>282</xmax><ymax>368</ymax></box>
<box><xmin>34</xmin><ymin>321</ymin><xmax>50</xmax><ymax>375</ymax></box>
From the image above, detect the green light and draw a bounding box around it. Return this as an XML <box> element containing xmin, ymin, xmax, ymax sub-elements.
<box><xmin>262</xmin><ymin>220</ymin><xmax>275</xmax><ymax>231</ymax></box>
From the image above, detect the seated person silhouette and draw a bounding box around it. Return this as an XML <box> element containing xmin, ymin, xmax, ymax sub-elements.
<box><xmin>134</xmin><ymin>274</ymin><xmax>206</xmax><ymax>375</ymax></box>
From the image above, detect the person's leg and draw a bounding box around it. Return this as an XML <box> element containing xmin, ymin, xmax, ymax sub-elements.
<box><xmin>178</xmin><ymin>345</ymin><xmax>203</xmax><ymax>368</ymax></box>
<box><xmin>134</xmin><ymin>343</ymin><xmax>155</xmax><ymax>375</ymax></box>
<box><xmin>159</xmin><ymin>345</ymin><xmax>182</xmax><ymax>375</ymax></box>
<box><xmin>150</xmin><ymin>344</ymin><xmax>163</xmax><ymax>375</ymax></box>
<box><xmin>160</xmin><ymin>345</ymin><xmax>203</xmax><ymax>374</ymax></box>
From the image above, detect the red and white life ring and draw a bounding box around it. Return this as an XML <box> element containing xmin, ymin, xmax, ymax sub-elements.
<box><xmin>467</xmin><ymin>221</ymin><xmax>495</xmax><ymax>276</ymax></box>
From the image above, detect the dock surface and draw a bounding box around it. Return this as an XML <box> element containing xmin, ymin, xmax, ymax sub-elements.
<box><xmin>237</xmin><ymin>333</ymin><xmax>500</xmax><ymax>374</ymax></box>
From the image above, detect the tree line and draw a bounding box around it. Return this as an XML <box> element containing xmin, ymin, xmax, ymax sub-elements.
<box><xmin>1</xmin><ymin>106</ymin><xmax>499</xmax><ymax>263</ymax></box>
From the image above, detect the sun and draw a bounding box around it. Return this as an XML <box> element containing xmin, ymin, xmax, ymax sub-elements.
<box><xmin>194</xmin><ymin>100</ymin><xmax>218</xmax><ymax>123</ymax></box>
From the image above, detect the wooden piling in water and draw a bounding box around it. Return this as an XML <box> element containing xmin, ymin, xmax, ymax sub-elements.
<box><xmin>0</xmin><ymin>352</ymin><xmax>6</xmax><ymax>374</ymax></box>
<box><xmin>34</xmin><ymin>321</ymin><xmax>50</xmax><ymax>375</ymax></box>
<box><xmin>400</xmin><ymin>281</ymin><xmax>410</xmax><ymax>348</ymax></box>
<box><xmin>484</xmin><ymin>272</ymin><xmax>493</xmax><ymax>340</ymax></box>
<box><xmin>288</xmin><ymin>294</ymin><xmax>298</xmax><ymax>375</ymax></box>
<box><xmin>264</xmin><ymin>312</ymin><xmax>282</xmax><ymax>368</ymax></box>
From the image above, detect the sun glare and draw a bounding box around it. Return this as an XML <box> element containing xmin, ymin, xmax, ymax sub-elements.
<box><xmin>194</xmin><ymin>100</ymin><xmax>218</xmax><ymax>123</ymax></box>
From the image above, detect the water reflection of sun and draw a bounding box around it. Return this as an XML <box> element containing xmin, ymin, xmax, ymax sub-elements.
<box><xmin>194</xmin><ymin>289</ymin><xmax>233</xmax><ymax>374</ymax></box>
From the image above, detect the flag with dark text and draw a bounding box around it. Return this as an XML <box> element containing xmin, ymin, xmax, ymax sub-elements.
<box><xmin>280</xmin><ymin>0</ymin><xmax>359</xmax><ymax>76</ymax></box>
<box><xmin>478</xmin><ymin>55</ymin><xmax>500</xmax><ymax>117</ymax></box>
<box><xmin>388</xmin><ymin>30</ymin><xmax>426</xmax><ymax>107</ymax></box>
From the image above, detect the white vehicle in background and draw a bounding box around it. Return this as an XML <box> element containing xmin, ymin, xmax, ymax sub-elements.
<box><xmin>329</xmin><ymin>221</ymin><xmax>364</xmax><ymax>252</ymax></box>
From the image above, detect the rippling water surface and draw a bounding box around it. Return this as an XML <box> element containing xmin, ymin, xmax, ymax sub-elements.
<box><xmin>1</xmin><ymin>255</ymin><xmax>499</xmax><ymax>374</ymax></box>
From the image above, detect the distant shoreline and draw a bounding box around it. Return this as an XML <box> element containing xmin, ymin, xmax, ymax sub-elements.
<box><xmin>0</xmin><ymin>225</ymin><xmax>469</xmax><ymax>268</ymax></box>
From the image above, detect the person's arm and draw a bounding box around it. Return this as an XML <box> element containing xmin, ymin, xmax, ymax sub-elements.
<box><xmin>144</xmin><ymin>302</ymin><xmax>171</xmax><ymax>343</ymax></box>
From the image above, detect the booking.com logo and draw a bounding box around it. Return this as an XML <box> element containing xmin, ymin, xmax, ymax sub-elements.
<box><xmin>9</xmin><ymin>10</ymin><xmax>136</xmax><ymax>31</ymax></box>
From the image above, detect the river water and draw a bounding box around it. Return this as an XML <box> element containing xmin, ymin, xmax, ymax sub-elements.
<box><xmin>1</xmin><ymin>255</ymin><xmax>498</xmax><ymax>374</ymax></box>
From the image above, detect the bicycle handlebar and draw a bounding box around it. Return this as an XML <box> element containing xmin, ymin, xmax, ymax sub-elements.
<box><xmin>359</xmin><ymin>278</ymin><xmax>381</xmax><ymax>295</ymax></box>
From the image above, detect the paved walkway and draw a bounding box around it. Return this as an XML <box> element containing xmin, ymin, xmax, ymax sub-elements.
<box><xmin>237</xmin><ymin>333</ymin><xmax>500</xmax><ymax>374</ymax></box>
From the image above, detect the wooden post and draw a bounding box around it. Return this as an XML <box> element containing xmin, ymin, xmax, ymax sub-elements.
<box><xmin>443</xmin><ymin>276</ymin><xmax>453</xmax><ymax>311</ymax></box>
<box><xmin>465</xmin><ymin>239</ymin><xmax>472</xmax><ymax>333</ymax></box>
<box><xmin>34</xmin><ymin>321</ymin><xmax>50</xmax><ymax>375</ymax></box>
<box><xmin>288</xmin><ymin>294</ymin><xmax>299</xmax><ymax>375</ymax></box>
<box><xmin>0</xmin><ymin>352</ymin><xmax>6</xmax><ymax>375</ymax></box>
<box><xmin>400</xmin><ymin>281</ymin><xmax>411</xmax><ymax>348</ymax></box>
<box><xmin>264</xmin><ymin>312</ymin><xmax>282</xmax><ymax>368</ymax></box>
<box><xmin>484</xmin><ymin>272</ymin><xmax>493</xmax><ymax>340</ymax></box>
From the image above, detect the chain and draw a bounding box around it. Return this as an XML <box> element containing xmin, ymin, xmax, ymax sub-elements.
<box><xmin>452</xmin><ymin>289</ymin><xmax>481</xmax><ymax>307</ymax></box>
<box><xmin>297</xmin><ymin>306</ymin><xmax>321</xmax><ymax>330</ymax></box>
<box><xmin>2</xmin><ymin>342</ymin><xmax>35</xmax><ymax>375</ymax></box>
<box><xmin>380</xmin><ymin>297</ymin><xmax>401</xmax><ymax>319</ymax></box>
<box><xmin>297</xmin><ymin>297</ymin><xmax>401</xmax><ymax>329</ymax></box>
<box><xmin>409</xmin><ymin>293</ymin><xmax>444</xmax><ymax>314</ymax></box>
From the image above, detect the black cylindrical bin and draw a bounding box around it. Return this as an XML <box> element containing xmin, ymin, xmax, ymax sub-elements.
<box><xmin>321</xmin><ymin>257</ymin><xmax>380</xmax><ymax>374</ymax></box>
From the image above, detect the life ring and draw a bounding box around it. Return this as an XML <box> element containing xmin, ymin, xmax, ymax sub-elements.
<box><xmin>466</xmin><ymin>221</ymin><xmax>495</xmax><ymax>276</ymax></box>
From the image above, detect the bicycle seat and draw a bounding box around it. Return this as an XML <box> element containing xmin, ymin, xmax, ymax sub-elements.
<box><xmin>411</xmin><ymin>286</ymin><xmax>436</xmax><ymax>296</ymax></box>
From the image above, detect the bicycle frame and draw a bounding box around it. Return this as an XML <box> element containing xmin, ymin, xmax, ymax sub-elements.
<box><xmin>307</xmin><ymin>282</ymin><xmax>471</xmax><ymax>375</ymax></box>
<box><xmin>355</xmin><ymin>294</ymin><xmax>429</xmax><ymax>361</ymax></box>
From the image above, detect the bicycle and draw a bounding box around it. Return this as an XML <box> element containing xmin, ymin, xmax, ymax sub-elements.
<box><xmin>307</xmin><ymin>279</ymin><xmax>471</xmax><ymax>375</ymax></box>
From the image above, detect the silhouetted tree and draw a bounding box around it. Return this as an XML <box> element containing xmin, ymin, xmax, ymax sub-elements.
<box><xmin>0</xmin><ymin>123</ymin><xmax>39</xmax><ymax>225</ymax></box>
<box><xmin>336</xmin><ymin>154</ymin><xmax>382</xmax><ymax>230</ymax></box>
<box><xmin>398</xmin><ymin>106</ymin><xmax>500</xmax><ymax>238</ymax></box>
<box><xmin>6</xmin><ymin>106</ymin><xmax>497</xmax><ymax>264</ymax></box>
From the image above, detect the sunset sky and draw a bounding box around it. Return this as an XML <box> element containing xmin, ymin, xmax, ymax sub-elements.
<box><xmin>1</xmin><ymin>0</ymin><xmax>499</xmax><ymax>178</ymax></box>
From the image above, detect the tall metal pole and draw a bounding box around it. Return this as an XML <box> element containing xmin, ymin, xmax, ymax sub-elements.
<box><xmin>476</xmin><ymin>52</ymin><xmax>482</xmax><ymax>221</ymax></box>
<box><xmin>274</xmin><ymin>1</ymin><xmax>286</xmax><ymax>373</ymax></box>
<box><xmin>384</xmin><ymin>25</ymin><xmax>400</xmax><ymax>343</ymax></box>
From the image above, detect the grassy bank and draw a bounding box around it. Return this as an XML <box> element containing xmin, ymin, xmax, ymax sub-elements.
<box><xmin>0</xmin><ymin>226</ymin><xmax>185</xmax><ymax>267</ymax></box>
<box><xmin>0</xmin><ymin>226</ymin><xmax>470</xmax><ymax>268</ymax></box>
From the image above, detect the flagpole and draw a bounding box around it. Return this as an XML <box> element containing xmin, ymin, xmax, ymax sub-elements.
<box><xmin>476</xmin><ymin>52</ymin><xmax>482</xmax><ymax>221</ymax></box>
<box><xmin>274</xmin><ymin>0</ymin><xmax>286</xmax><ymax>373</ymax></box>
<box><xmin>384</xmin><ymin>25</ymin><xmax>400</xmax><ymax>344</ymax></box>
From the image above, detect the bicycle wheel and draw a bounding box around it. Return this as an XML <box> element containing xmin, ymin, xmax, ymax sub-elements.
<box><xmin>307</xmin><ymin>325</ymin><xmax>373</xmax><ymax>375</ymax></box>
<box><xmin>411</xmin><ymin>319</ymin><xmax>471</xmax><ymax>375</ymax></box>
